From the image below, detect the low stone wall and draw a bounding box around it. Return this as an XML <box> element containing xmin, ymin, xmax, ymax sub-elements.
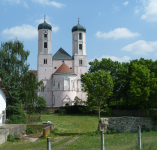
<box><xmin>43</xmin><ymin>124</ymin><xmax>55</xmax><ymax>138</ymax></box>
<box><xmin>0</xmin><ymin>124</ymin><xmax>26</xmax><ymax>145</ymax></box>
<box><xmin>28</xmin><ymin>124</ymin><xmax>51</xmax><ymax>132</ymax></box>
<box><xmin>107</xmin><ymin>117</ymin><xmax>154</xmax><ymax>132</ymax></box>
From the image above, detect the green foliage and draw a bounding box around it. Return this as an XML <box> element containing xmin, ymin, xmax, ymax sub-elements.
<box><xmin>20</xmin><ymin>71</ymin><xmax>44</xmax><ymax>115</ymax></box>
<box><xmin>7</xmin><ymin>134</ymin><xmax>20</xmax><ymax>142</ymax></box>
<box><xmin>54</xmin><ymin>108</ymin><xmax>60</xmax><ymax>113</ymax></box>
<box><xmin>0</xmin><ymin>39</ymin><xmax>30</xmax><ymax>119</ymax></box>
<box><xmin>81</xmin><ymin>70</ymin><xmax>113</xmax><ymax>120</ymax></box>
<box><xmin>74</xmin><ymin>96</ymin><xmax>83</xmax><ymax>105</ymax></box>
<box><xmin>36</xmin><ymin>96</ymin><xmax>46</xmax><ymax>113</ymax></box>
<box><xmin>88</xmin><ymin>58</ymin><xmax>157</xmax><ymax>113</ymax></box>
<box><xmin>25</xmin><ymin>126</ymin><xmax>35</xmax><ymax>134</ymax></box>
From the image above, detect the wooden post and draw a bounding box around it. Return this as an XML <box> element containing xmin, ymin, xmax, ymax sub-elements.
<box><xmin>138</xmin><ymin>125</ymin><xmax>141</xmax><ymax>149</ymax></box>
<box><xmin>47</xmin><ymin>137</ymin><xmax>51</xmax><ymax>150</ymax></box>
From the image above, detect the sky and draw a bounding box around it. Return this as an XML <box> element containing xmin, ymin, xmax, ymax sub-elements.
<box><xmin>1</xmin><ymin>0</ymin><xmax>157</xmax><ymax>70</ymax></box>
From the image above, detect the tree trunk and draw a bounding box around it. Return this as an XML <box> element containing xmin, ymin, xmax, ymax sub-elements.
<box><xmin>98</xmin><ymin>105</ymin><xmax>100</xmax><ymax>121</ymax></box>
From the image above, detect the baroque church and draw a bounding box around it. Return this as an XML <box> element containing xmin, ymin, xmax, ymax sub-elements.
<box><xmin>34</xmin><ymin>18</ymin><xmax>87</xmax><ymax>107</ymax></box>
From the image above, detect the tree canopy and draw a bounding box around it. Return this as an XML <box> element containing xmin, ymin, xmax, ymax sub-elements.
<box><xmin>81</xmin><ymin>70</ymin><xmax>113</xmax><ymax>120</ymax></box>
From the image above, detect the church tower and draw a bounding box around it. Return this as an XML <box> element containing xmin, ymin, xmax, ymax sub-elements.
<box><xmin>37</xmin><ymin>16</ymin><xmax>53</xmax><ymax>106</ymax></box>
<box><xmin>72</xmin><ymin>19</ymin><xmax>87</xmax><ymax>100</ymax></box>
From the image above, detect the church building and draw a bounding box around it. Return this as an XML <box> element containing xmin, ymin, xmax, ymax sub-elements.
<box><xmin>36</xmin><ymin>18</ymin><xmax>87</xmax><ymax>107</ymax></box>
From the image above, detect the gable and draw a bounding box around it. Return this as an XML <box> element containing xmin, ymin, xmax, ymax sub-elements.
<box><xmin>53</xmin><ymin>48</ymin><xmax>73</xmax><ymax>60</ymax></box>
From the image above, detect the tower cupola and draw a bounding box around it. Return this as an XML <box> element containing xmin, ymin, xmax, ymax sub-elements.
<box><xmin>38</xmin><ymin>21</ymin><xmax>52</xmax><ymax>30</ymax></box>
<box><xmin>72</xmin><ymin>18</ymin><xmax>86</xmax><ymax>33</ymax></box>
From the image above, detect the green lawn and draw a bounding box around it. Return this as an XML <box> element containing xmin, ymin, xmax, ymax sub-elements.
<box><xmin>0</xmin><ymin>113</ymin><xmax>157</xmax><ymax>150</ymax></box>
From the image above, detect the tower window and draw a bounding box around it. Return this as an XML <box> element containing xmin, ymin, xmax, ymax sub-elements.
<box><xmin>44</xmin><ymin>34</ymin><xmax>47</xmax><ymax>38</ymax></box>
<box><xmin>79</xmin><ymin>59</ymin><xmax>82</xmax><ymax>66</ymax></box>
<box><xmin>44</xmin><ymin>42</ymin><xmax>47</xmax><ymax>48</ymax></box>
<box><xmin>62</xmin><ymin>60</ymin><xmax>64</xmax><ymax>63</ymax></box>
<box><xmin>70</xmin><ymin>67</ymin><xmax>72</xmax><ymax>69</ymax></box>
<box><xmin>79</xmin><ymin>33</ymin><xmax>82</xmax><ymax>40</ymax></box>
<box><xmin>58</xmin><ymin>82</ymin><xmax>60</xmax><ymax>89</ymax></box>
<box><xmin>79</xmin><ymin>44</ymin><xmax>82</xmax><ymax>50</ymax></box>
<box><xmin>44</xmin><ymin>59</ymin><xmax>47</xmax><ymax>64</ymax></box>
<box><xmin>54</xmin><ymin>67</ymin><xmax>57</xmax><ymax>69</ymax></box>
<box><xmin>53</xmin><ymin>81</ymin><xmax>55</xmax><ymax>86</ymax></box>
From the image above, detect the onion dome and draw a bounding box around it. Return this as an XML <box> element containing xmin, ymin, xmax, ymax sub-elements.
<box><xmin>72</xmin><ymin>18</ymin><xmax>86</xmax><ymax>33</ymax></box>
<box><xmin>38</xmin><ymin>21</ymin><xmax>52</xmax><ymax>30</ymax></box>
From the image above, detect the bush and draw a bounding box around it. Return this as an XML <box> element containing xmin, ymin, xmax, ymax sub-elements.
<box><xmin>25</xmin><ymin>126</ymin><xmax>35</xmax><ymax>134</ymax></box>
<box><xmin>7</xmin><ymin>134</ymin><xmax>20</xmax><ymax>142</ymax></box>
<box><xmin>7</xmin><ymin>114</ymin><xmax>26</xmax><ymax>124</ymax></box>
<box><xmin>54</xmin><ymin>109</ymin><xmax>60</xmax><ymax>113</ymax></box>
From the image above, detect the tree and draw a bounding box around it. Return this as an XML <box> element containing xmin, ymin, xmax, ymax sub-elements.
<box><xmin>81</xmin><ymin>70</ymin><xmax>113</xmax><ymax>120</ymax></box>
<box><xmin>0</xmin><ymin>39</ymin><xmax>30</xmax><ymax>119</ymax></box>
<box><xmin>36</xmin><ymin>96</ymin><xmax>46</xmax><ymax>114</ymax></box>
<box><xmin>20</xmin><ymin>71</ymin><xmax>44</xmax><ymax>115</ymax></box>
<box><xmin>128</xmin><ymin>62</ymin><xmax>157</xmax><ymax>115</ymax></box>
<box><xmin>74</xmin><ymin>96</ymin><xmax>83</xmax><ymax>105</ymax></box>
<box><xmin>89</xmin><ymin>58</ymin><xmax>130</xmax><ymax>108</ymax></box>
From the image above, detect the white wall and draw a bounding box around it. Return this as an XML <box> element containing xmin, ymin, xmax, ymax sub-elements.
<box><xmin>0</xmin><ymin>89</ymin><xmax>6</xmax><ymax>125</ymax></box>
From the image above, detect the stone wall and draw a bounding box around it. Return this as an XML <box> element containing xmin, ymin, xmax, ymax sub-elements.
<box><xmin>43</xmin><ymin>124</ymin><xmax>55</xmax><ymax>137</ymax></box>
<box><xmin>107</xmin><ymin>117</ymin><xmax>154</xmax><ymax>133</ymax></box>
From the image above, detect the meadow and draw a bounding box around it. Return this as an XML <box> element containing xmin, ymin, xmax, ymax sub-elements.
<box><xmin>0</xmin><ymin>113</ymin><xmax>157</xmax><ymax>150</ymax></box>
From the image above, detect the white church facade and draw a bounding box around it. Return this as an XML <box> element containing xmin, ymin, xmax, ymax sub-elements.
<box><xmin>32</xmin><ymin>18</ymin><xmax>87</xmax><ymax>107</ymax></box>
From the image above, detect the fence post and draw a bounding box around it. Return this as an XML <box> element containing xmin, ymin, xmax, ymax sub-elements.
<box><xmin>47</xmin><ymin>137</ymin><xmax>51</xmax><ymax>150</ymax></box>
<box><xmin>138</xmin><ymin>125</ymin><xmax>141</xmax><ymax>149</ymax></box>
<box><xmin>101</xmin><ymin>131</ymin><xmax>104</xmax><ymax>150</ymax></box>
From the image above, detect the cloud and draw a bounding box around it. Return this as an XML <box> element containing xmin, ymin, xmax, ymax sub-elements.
<box><xmin>1</xmin><ymin>24</ymin><xmax>37</xmax><ymax>40</ymax></box>
<box><xmin>35</xmin><ymin>17</ymin><xmax>60</xmax><ymax>33</ymax></box>
<box><xmin>23</xmin><ymin>1</ymin><xmax>29</xmax><ymax>8</ymax></box>
<box><xmin>121</xmin><ymin>40</ymin><xmax>157</xmax><ymax>55</ymax></box>
<box><xmin>123</xmin><ymin>1</ymin><xmax>129</xmax><ymax>6</ymax></box>
<box><xmin>134</xmin><ymin>6</ymin><xmax>141</xmax><ymax>13</ymax></box>
<box><xmin>95</xmin><ymin>28</ymin><xmax>140</xmax><ymax>40</ymax></box>
<box><xmin>4</xmin><ymin>0</ymin><xmax>29</xmax><ymax>8</ymax></box>
<box><xmin>141</xmin><ymin>0</ymin><xmax>157</xmax><ymax>22</ymax></box>
<box><xmin>32</xmin><ymin>0</ymin><xmax>66</xmax><ymax>8</ymax></box>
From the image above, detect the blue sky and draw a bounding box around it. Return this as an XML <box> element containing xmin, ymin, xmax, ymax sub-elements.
<box><xmin>1</xmin><ymin>0</ymin><xmax>157</xmax><ymax>70</ymax></box>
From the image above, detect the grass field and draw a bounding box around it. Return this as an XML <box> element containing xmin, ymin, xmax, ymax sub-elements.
<box><xmin>0</xmin><ymin>113</ymin><xmax>157</xmax><ymax>150</ymax></box>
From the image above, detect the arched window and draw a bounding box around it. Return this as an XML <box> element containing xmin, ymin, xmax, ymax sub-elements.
<box><xmin>44</xmin><ymin>42</ymin><xmax>47</xmax><ymax>48</ymax></box>
<box><xmin>79</xmin><ymin>59</ymin><xmax>82</xmax><ymax>66</ymax></box>
<box><xmin>79</xmin><ymin>33</ymin><xmax>82</xmax><ymax>40</ymax></box>
<box><xmin>79</xmin><ymin>44</ymin><xmax>82</xmax><ymax>50</ymax></box>
<box><xmin>44</xmin><ymin>59</ymin><xmax>47</xmax><ymax>64</ymax></box>
<box><xmin>44</xmin><ymin>34</ymin><xmax>47</xmax><ymax>38</ymax></box>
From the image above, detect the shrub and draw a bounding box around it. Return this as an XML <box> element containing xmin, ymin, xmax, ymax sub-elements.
<box><xmin>54</xmin><ymin>109</ymin><xmax>60</xmax><ymax>113</ymax></box>
<box><xmin>7</xmin><ymin>134</ymin><xmax>20</xmax><ymax>142</ymax></box>
<box><xmin>25</xmin><ymin>126</ymin><xmax>35</xmax><ymax>134</ymax></box>
<box><xmin>7</xmin><ymin>114</ymin><xmax>26</xmax><ymax>124</ymax></box>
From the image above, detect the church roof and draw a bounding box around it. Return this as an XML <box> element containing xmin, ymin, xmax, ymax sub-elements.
<box><xmin>54</xmin><ymin>63</ymin><xmax>76</xmax><ymax>75</ymax></box>
<box><xmin>38</xmin><ymin>21</ymin><xmax>52</xmax><ymax>30</ymax></box>
<box><xmin>53</xmin><ymin>48</ymin><xmax>73</xmax><ymax>60</ymax></box>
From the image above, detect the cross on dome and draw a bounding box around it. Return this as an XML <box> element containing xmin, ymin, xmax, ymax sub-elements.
<box><xmin>44</xmin><ymin>15</ymin><xmax>46</xmax><ymax>22</ymax></box>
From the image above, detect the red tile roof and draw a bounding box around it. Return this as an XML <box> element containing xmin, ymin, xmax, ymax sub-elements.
<box><xmin>55</xmin><ymin>63</ymin><xmax>73</xmax><ymax>73</ymax></box>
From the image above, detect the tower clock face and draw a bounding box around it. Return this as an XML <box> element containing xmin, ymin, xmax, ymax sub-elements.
<box><xmin>43</xmin><ymin>30</ymin><xmax>48</xmax><ymax>34</ymax></box>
